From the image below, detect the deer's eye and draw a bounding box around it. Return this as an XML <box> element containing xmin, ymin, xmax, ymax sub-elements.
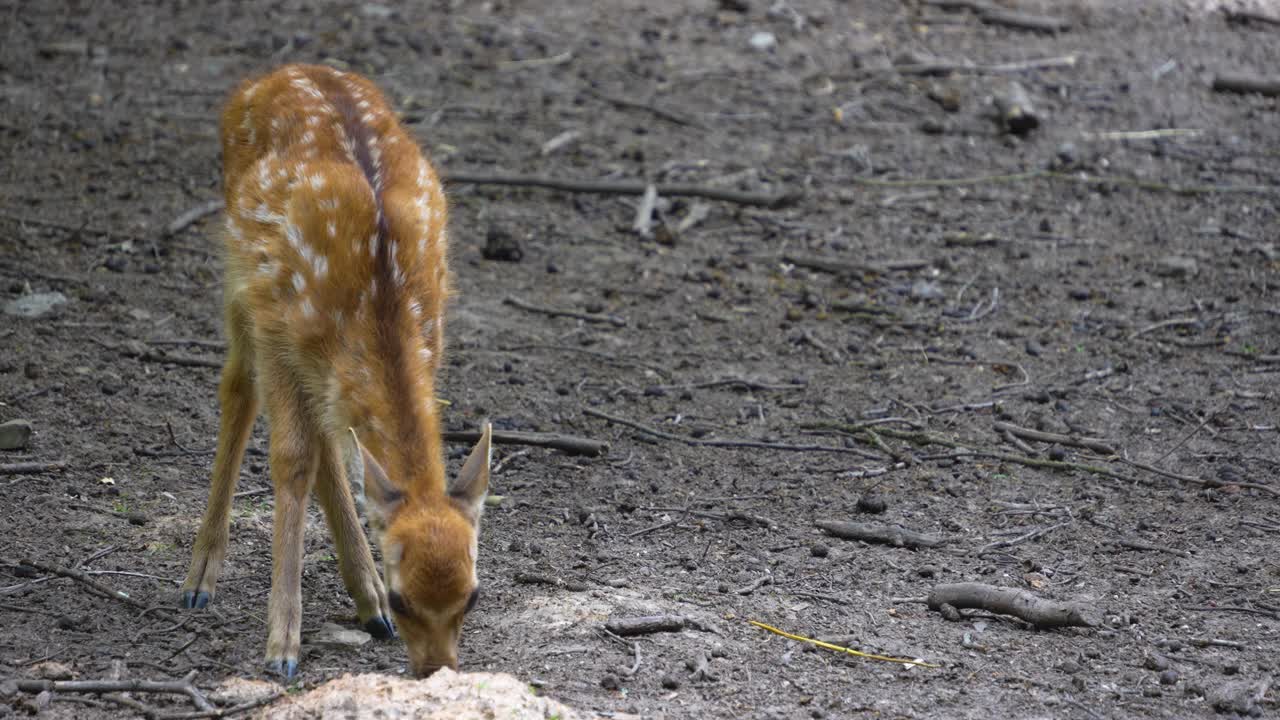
<box><xmin>463</xmin><ymin>587</ymin><xmax>480</xmax><ymax>614</ymax></box>
<box><xmin>388</xmin><ymin>590</ymin><xmax>410</xmax><ymax>616</ymax></box>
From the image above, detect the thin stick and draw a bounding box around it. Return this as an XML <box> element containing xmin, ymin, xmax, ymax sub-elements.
<box><xmin>138</xmin><ymin>352</ymin><xmax>222</xmax><ymax>369</ymax></box>
<box><xmin>503</xmin><ymin>296</ymin><xmax>627</xmax><ymax>327</ymax></box>
<box><xmin>979</xmin><ymin>520</ymin><xmax>1071</xmax><ymax>554</ymax></box>
<box><xmin>748</xmin><ymin>620</ymin><xmax>938</xmax><ymax>667</ymax></box>
<box><xmin>887</xmin><ymin>54</ymin><xmax>1079</xmax><ymax>76</ymax></box>
<box><xmin>164</xmin><ymin>200</ymin><xmax>224</xmax><ymax>237</ymax></box>
<box><xmin>992</xmin><ymin>421</ymin><xmax>1116</xmax><ymax>455</ymax></box>
<box><xmin>446</xmin><ymin>171</ymin><xmax>800</xmax><ymax>209</ymax></box>
<box><xmin>1129</xmin><ymin>317</ymin><xmax>1199</xmax><ymax>339</ymax></box>
<box><xmin>155</xmin><ymin>691</ymin><xmax>284</xmax><ymax>720</ymax></box>
<box><xmin>442</xmin><ymin>428</ymin><xmax>609</xmax><ymax>457</ymax></box>
<box><xmin>782</xmin><ymin>254</ymin><xmax>930</xmax><ymax>276</ymax></box>
<box><xmin>584</xmin><ymin>87</ymin><xmax>704</xmax><ymax>129</ymax></box>
<box><xmin>849</xmin><ymin>169</ymin><xmax>1275</xmax><ymax>196</ymax></box>
<box><xmin>584</xmin><ymin>407</ymin><xmax>883</xmax><ymax>459</ymax></box>
<box><xmin>146</xmin><ymin>338</ymin><xmax>228</xmax><ymax>350</ymax></box>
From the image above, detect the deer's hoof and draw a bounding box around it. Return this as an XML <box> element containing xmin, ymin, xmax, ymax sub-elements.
<box><xmin>180</xmin><ymin>590</ymin><xmax>210</xmax><ymax>609</ymax></box>
<box><xmin>364</xmin><ymin>615</ymin><xmax>397</xmax><ymax>640</ymax></box>
<box><xmin>266</xmin><ymin>657</ymin><xmax>298</xmax><ymax>679</ymax></box>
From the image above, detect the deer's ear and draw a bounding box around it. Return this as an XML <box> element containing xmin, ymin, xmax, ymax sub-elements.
<box><xmin>344</xmin><ymin>428</ymin><xmax>402</xmax><ymax>530</ymax></box>
<box><xmin>449</xmin><ymin>423</ymin><xmax>491</xmax><ymax>525</ymax></box>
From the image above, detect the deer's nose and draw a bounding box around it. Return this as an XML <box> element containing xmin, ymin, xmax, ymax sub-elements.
<box><xmin>413</xmin><ymin>662</ymin><xmax>456</xmax><ymax>678</ymax></box>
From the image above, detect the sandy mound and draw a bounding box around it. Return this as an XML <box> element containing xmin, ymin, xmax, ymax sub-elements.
<box><xmin>260</xmin><ymin>669</ymin><xmax>588</xmax><ymax>720</ymax></box>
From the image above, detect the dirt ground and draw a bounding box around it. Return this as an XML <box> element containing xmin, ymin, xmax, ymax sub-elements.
<box><xmin>2</xmin><ymin>1</ymin><xmax>1279</xmax><ymax>718</ymax></box>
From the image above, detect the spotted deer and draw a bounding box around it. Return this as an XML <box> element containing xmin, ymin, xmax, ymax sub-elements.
<box><xmin>179</xmin><ymin>64</ymin><xmax>490</xmax><ymax>679</ymax></box>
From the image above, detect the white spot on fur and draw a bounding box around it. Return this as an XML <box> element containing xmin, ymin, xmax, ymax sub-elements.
<box><xmin>318</xmin><ymin>198</ymin><xmax>339</xmax><ymax>211</ymax></box>
<box><xmin>286</xmin><ymin>223</ymin><xmax>304</xmax><ymax>250</ymax></box>
<box><xmin>300</xmin><ymin>297</ymin><xmax>315</xmax><ymax>318</ymax></box>
<box><xmin>249</xmin><ymin>204</ymin><xmax>286</xmax><ymax>225</ymax></box>
<box><xmin>314</xmin><ymin>254</ymin><xmax>328</xmax><ymax>279</ymax></box>
<box><xmin>361</xmin><ymin>112</ymin><xmax>378</xmax><ymax>126</ymax></box>
<box><xmin>418</xmin><ymin>347</ymin><xmax>433</xmax><ymax>364</ymax></box>
<box><xmin>327</xmin><ymin>220</ymin><xmax>337</xmax><ymax>238</ymax></box>
<box><xmin>369</xmin><ymin>234</ymin><xmax>379</xmax><ymax>258</ymax></box>
<box><xmin>292</xmin><ymin>272</ymin><xmax>306</xmax><ymax>293</ymax></box>
<box><xmin>302</xmin><ymin>130</ymin><xmax>316</xmax><ymax>146</ymax></box>
<box><xmin>309</xmin><ymin>173</ymin><xmax>326</xmax><ymax>190</ymax></box>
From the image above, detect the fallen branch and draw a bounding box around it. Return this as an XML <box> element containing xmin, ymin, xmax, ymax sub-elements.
<box><xmin>0</xmin><ymin>460</ymin><xmax>67</xmax><ymax>475</ymax></box>
<box><xmin>1224</xmin><ymin>8</ymin><xmax>1280</xmax><ymax>26</ymax></box>
<box><xmin>584</xmin><ymin>407</ymin><xmax>883</xmax><ymax>458</ymax></box>
<box><xmin>815</xmin><ymin>520</ymin><xmax>948</xmax><ymax>549</ymax></box>
<box><xmin>605</xmin><ymin>614</ymin><xmax>687</xmax><ymax>637</ymax></box>
<box><xmin>992</xmin><ymin>421</ymin><xmax>1116</xmax><ymax>455</ymax></box>
<box><xmin>442</xmin><ymin>428</ymin><xmax>609</xmax><ymax>457</ymax></box>
<box><xmin>503</xmin><ymin>296</ymin><xmax>626</xmax><ymax>327</ymax></box>
<box><xmin>1117</xmin><ymin>538</ymin><xmax>1190</xmax><ymax>559</ymax></box>
<box><xmin>927</xmin><ymin>582</ymin><xmax>1100</xmax><ymax>628</ymax></box>
<box><xmin>15</xmin><ymin>670</ymin><xmax>214</xmax><ymax>713</ymax></box>
<box><xmin>11</xmin><ymin>558</ymin><xmax>151</xmax><ymax>611</ymax></box>
<box><xmin>446</xmin><ymin>171</ymin><xmax>800</xmax><ymax>209</ymax></box>
<box><xmin>979</xmin><ymin>6</ymin><xmax>1069</xmax><ymax>33</ymax></box>
<box><xmin>1211</xmin><ymin>72</ymin><xmax>1280</xmax><ymax>97</ymax></box>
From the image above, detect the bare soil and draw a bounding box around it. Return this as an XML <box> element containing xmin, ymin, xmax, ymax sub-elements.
<box><xmin>2</xmin><ymin>1</ymin><xmax>1279</xmax><ymax>718</ymax></box>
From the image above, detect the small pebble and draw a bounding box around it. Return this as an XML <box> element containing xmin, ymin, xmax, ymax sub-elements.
<box><xmin>749</xmin><ymin>31</ymin><xmax>776</xmax><ymax>51</ymax></box>
<box><xmin>660</xmin><ymin>674</ymin><xmax>680</xmax><ymax>690</ymax></box>
<box><xmin>600</xmin><ymin>673</ymin><xmax>620</xmax><ymax>690</ymax></box>
<box><xmin>917</xmin><ymin>565</ymin><xmax>938</xmax><ymax>579</ymax></box>
<box><xmin>809</xmin><ymin>543</ymin><xmax>828</xmax><ymax>558</ymax></box>
<box><xmin>481</xmin><ymin>227</ymin><xmax>523</xmax><ymax>262</ymax></box>
<box><xmin>857</xmin><ymin>493</ymin><xmax>887</xmax><ymax>514</ymax></box>
<box><xmin>1159</xmin><ymin>669</ymin><xmax>1179</xmax><ymax>685</ymax></box>
<box><xmin>0</xmin><ymin>419</ymin><xmax>33</xmax><ymax>450</ymax></box>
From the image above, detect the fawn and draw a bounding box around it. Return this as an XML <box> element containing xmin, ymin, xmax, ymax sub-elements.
<box><xmin>179</xmin><ymin>64</ymin><xmax>490</xmax><ymax>679</ymax></box>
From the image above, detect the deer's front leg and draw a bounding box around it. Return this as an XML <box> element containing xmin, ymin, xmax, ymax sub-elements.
<box><xmin>263</xmin><ymin>391</ymin><xmax>320</xmax><ymax>678</ymax></box>
<box><xmin>181</xmin><ymin>305</ymin><xmax>258</xmax><ymax>609</ymax></box>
